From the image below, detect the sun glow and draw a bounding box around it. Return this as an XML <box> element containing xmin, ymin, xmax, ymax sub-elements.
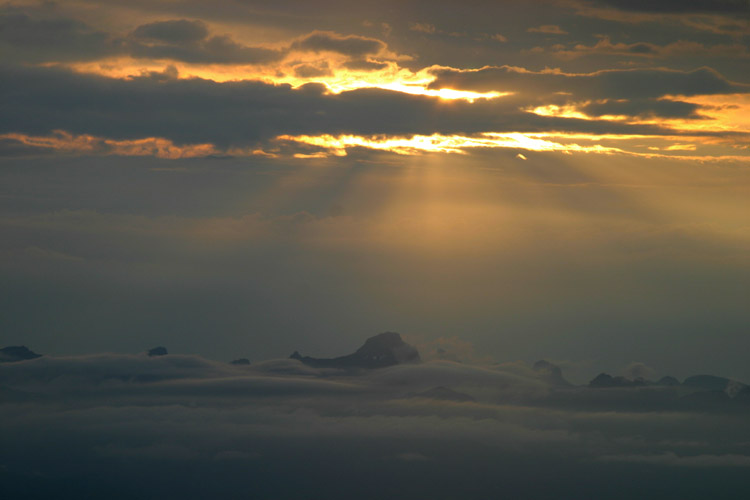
<box><xmin>63</xmin><ymin>59</ymin><xmax>504</xmax><ymax>101</ymax></box>
<box><xmin>276</xmin><ymin>133</ymin><xmax>622</xmax><ymax>156</ymax></box>
<box><xmin>374</xmin><ymin>82</ymin><xmax>506</xmax><ymax>101</ymax></box>
<box><xmin>529</xmin><ymin>104</ymin><xmax>593</xmax><ymax>120</ymax></box>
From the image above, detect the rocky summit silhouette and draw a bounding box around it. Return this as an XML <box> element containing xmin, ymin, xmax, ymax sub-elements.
<box><xmin>290</xmin><ymin>332</ymin><xmax>420</xmax><ymax>369</ymax></box>
<box><xmin>147</xmin><ymin>346</ymin><xmax>168</xmax><ymax>357</ymax></box>
<box><xmin>0</xmin><ymin>345</ymin><xmax>42</xmax><ymax>363</ymax></box>
<box><xmin>589</xmin><ymin>373</ymin><xmax>647</xmax><ymax>388</ymax></box>
<box><xmin>231</xmin><ymin>358</ymin><xmax>251</xmax><ymax>365</ymax></box>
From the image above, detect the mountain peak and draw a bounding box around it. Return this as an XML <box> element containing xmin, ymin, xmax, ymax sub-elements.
<box><xmin>147</xmin><ymin>346</ymin><xmax>168</xmax><ymax>357</ymax></box>
<box><xmin>0</xmin><ymin>345</ymin><xmax>42</xmax><ymax>363</ymax></box>
<box><xmin>289</xmin><ymin>332</ymin><xmax>420</xmax><ymax>370</ymax></box>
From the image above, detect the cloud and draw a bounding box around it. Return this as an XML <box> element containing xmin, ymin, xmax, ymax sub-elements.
<box><xmin>2</xmin><ymin>63</ymin><xmax>714</xmax><ymax>157</ymax></box>
<box><xmin>429</xmin><ymin>65</ymin><xmax>747</xmax><ymax>100</ymax></box>
<box><xmin>570</xmin><ymin>1</ymin><xmax>750</xmax><ymax>36</ymax></box>
<box><xmin>293</xmin><ymin>62</ymin><xmax>333</xmax><ymax>78</ymax></box>
<box><xmin>291</xmin><ymin>31</ymin><xmax>386</xmax><ymax>57</ymax></box>
<box><xmin>410</xmin><ymin>23</ymin><xmax>437</xmax><ymax>34</ymax></box>
<box><xmin>0</xmin><ymin>7</ymin><xmax>286</xmax><ymax>65</ymax></box>
<box><xmin>527</xmin><ymin>24</ymin><xmax>568</xmax><ymax>35</ymax></box>
<box><xmin>127</xmin><ymin>20</ymin><xmax>286</xmax><ymax>64</ymax></box>
<box><xmin>428</xmin><ymin>65</ymin><xmax>749</xmax><ymax>122</ymax></box>
<box><xmin>0</xmin><ymin>8</ymin><xmax>402</xmax><ymax>67</ymax></box>
<box><xmin>0</xmin><ymin>130</ymin><xmax>218</xmax><ymax>159</ymax></box>
<box><xmin>0</xmin><ymin>10</ymin><xmax>118</xmax><ymax>63</ymax></box>
<box><xmin>0</xmin><ymin>268</ymin><xmax>748</xmax><ymax>495</ymax></box>
<box><xmin>342</xmin><ymin>59</ymin><xmax>390</xmax><ymax>71</ymax></box>
<box><xmin>3</xmin><ymin>351</ymin><xmax>750</xmax><ymax>500</ymax></box>
<box><xmin>587</xmin><ymin>0</ymin><xmax>750</xmax><ymax>14</ymax></box>
<box><xmin>543</xmin><ymin>37</ymin><xmax>750</xmax><ymax>60</ymax></box>
<box><xmin>131</xmin><ymin>19</ymin><xmax>209</xmax><ymax>43</ymax></box>
<box><xmin>580</xmin><ymin>98</ymin><xmax>703</xmax><ymax>119</ymax></box>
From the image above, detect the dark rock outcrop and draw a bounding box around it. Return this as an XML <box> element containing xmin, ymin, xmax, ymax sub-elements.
<box><xmin>590</xmin><ymin>373</ymin><xmax>616</xmax><ymax>387</ymax></box>
<box><xmin>147</xmin><ymin>346</ymin><xmax>168</xmax><ymax>357</ymax></box>
<box><xmin>231</xmin><ymin>358</ymin><xmax>251</xmax><ymax>365</ymax></box>
<box><xmin>589</xmin><ymin>373</ymin><xmax>644</xmax><ymax>388</ymax></box>
<box><xmin>290</xmin><ymin>332</ymin><xmax>420</xmax><ymax>370</ymax></box>
<box><xmin>0</xmin><ymin>346</ymin><xmax>42</xmax><ymax>363</ymax></box>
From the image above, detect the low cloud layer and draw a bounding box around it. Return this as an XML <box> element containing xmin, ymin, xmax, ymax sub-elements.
<box><xmin>2</xmin><ymin>350</ymin><xmax>750</xmax><ymax>499</ymax></box>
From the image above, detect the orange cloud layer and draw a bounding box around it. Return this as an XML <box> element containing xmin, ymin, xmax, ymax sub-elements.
<box><xmin>1</xmin><ymin>131</ymin><xmax>218</xmax><ymax>159</ymax></box>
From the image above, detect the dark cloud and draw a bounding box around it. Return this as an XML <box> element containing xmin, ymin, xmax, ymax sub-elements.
<box><xmin>4</xmin><ymin>7</ymin><xmax>418</xmax><ymax>67</ymax></box>
<box><xmin>293</xmin><ymin>62</ymin><xmax>333</xmax><ymax>78</ymax></box>
<box><xmin>0</xmin><ymin>11</ymin><xmax>119</xmax><ymax>62</ymax></box>
<box><xmin>291</xmin><ymin>31</ymin><xmax>386</xmax><ymax>56</ymax></box>
<box><xmin>580</xmin><ymin>98</ymin><xmax>703</xmax><ymax>119</ymax></box>
<box><xmin>0</xmin><ymin>7</ymin><xmax>286</xmax><ymax>65</ymax></box>
<box><xmin>342</xmin><ymin>59</ymin><xmax>389</xmax><ymax>71</ymax></box>
<box><xmin>545</xmin><ymin>38</ymin><xmax>750</xmax><ymax>60</ymax></box>
<box><xmin>0</xmin><ymin>7</ymin><xmax>399</xmax><ymax>67</ymax></box>
<box><xmin>131</xmin><ymin>19</ymin><xmax>209</xmax><ymax>43</ymax></box>
<box><xmin>429</xmin><ymin>65</ymin><xmax>746</xmax><ymax>100</ymax></box>
<box><xmin>126</xmin><ymin>18</ymin><xmax>287</xmax><ymax>64</ymax></box>
<box><xmin>429</xmin><ymin>65</ymin><xmax>748</xmax><ymax>119</ymax></box>
<box><xmin>128</xmin><ymin>32</ymin><xmax>285</xmax><ymax>64</ymax></box>
<box><xmin>589</xmin><ymin>0</ymin><xmax>750</xmax><ymax>14</ymax></box>
<box><xmin>0</xmin><ymin>64</ymin><xmax>704</xmax><ymax>151</ymax></box>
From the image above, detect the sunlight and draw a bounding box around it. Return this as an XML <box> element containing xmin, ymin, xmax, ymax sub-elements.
<box><xmin>62</xmin><ymin>59</ymin><xmax>505</xmax><ymax>102</ymax></box>
<box><xmin>276</xmin><ymin>132</ymin><xmax>623</xmax><ymax>156</ymax></box>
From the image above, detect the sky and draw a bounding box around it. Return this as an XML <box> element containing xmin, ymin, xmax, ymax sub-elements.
<box><xmin>3</xmin><ymin>1</ymin><xmax>750</xmax><ymax>498</ymax></box>
<box><xmin>1</xmin><ymin>0</ymin><xmax>750</xmax><ymax>379</ymax></box>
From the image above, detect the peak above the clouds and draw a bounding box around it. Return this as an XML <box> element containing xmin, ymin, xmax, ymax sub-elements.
<box><xmin>147</xmin><ymin>346</ymin><xmax>168</xmax><ymax>357</ymax></box>
<box><xmin>290</xmin><ymin>332</ymin><xmax>420</xmax><ymax>370</ymax></box>
<box><xmin>0</xmin><ymin>346</ymin><xmax>42</xmax><ymax>363</ymax></box>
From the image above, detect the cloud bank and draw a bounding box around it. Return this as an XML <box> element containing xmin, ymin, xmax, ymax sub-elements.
<box><xmin>2</xmin><ymin>347</ymin><xmax>750</xmax><ymax>499</ymax></box>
